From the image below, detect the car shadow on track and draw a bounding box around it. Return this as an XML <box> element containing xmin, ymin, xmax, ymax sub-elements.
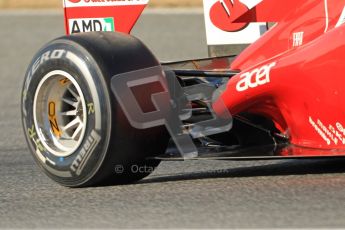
<box><xmin>139</xmin><ymin>158</ymin><xmax>345</xmax><ymax>184</ymax></box>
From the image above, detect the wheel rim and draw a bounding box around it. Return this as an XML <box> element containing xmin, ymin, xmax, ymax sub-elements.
<box><xmin>33</xmin><ymin>70</ymin><xmax>87</xmax><ymax>158</ymax></box>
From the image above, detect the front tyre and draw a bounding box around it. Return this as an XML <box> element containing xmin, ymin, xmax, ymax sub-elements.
<box><xmin>22</xmin><ymin>32</ymin><xmax>169</xmax><ymax>187</ymax></box>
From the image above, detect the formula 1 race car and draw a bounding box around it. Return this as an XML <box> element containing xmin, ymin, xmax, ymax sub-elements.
<box><xmin>21</xmin><ymin>0</ymin><xmax>345</xmax><ymax>187</ymax></box>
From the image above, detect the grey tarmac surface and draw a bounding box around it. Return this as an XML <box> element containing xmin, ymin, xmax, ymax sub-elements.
<box><xmin>1</xmin><ymin>9</ymin><xmax>345</xmax><ymax>228</ymax></box>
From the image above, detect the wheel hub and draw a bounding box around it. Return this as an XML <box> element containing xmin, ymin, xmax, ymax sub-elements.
<box><xmin>33</xmin><ymin>70</ymin><xmax>87</xmax><ymax>158</ymax></box>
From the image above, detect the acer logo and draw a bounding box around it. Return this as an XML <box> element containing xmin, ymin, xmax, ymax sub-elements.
<box><xmin>236</xmin><ymin>62</ymin><xmax>276</xmax><ymax>92</ymax></box>
<box><xmin>210</xmin><ymin>0</ymin><xmax>249</xmax><ymax>32</ymax></box>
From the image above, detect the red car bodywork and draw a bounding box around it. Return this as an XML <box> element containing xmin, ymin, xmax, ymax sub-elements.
<box><xmin>214</xmin><ymin>0</ymin><xmax>345</xmax><ymax>154</ymax></box>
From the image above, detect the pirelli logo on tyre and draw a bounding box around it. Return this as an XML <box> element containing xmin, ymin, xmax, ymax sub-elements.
<box><xmin>70</xmin><ymin>130</ymin><xmax>101</xmax><ymax>176</ymax></box>
<box><xmin>68</xmin><ymin>18</ymin><xmax>115</xmax><ymax>34</ymax></box>
<box><xmin>64</xmin><ymin>0</ymin><xmax>149</xmax><ymax>8</ymax></box>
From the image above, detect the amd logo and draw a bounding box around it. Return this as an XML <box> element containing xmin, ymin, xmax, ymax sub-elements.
<box><xmin>236</xmin><ymin>61</ymin><xmax>276</xmax><ymax>92</ymax></box>
<box><xmin>69</xmin><ymin>18</ymin><xmax>115</xmax><ymax>34</ymax></box>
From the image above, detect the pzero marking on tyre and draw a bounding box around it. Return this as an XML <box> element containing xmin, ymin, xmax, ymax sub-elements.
<box><xmin>22</xmin><ymin>49</ymin><xmax>67</xmax><ymax>118</ymax></box>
